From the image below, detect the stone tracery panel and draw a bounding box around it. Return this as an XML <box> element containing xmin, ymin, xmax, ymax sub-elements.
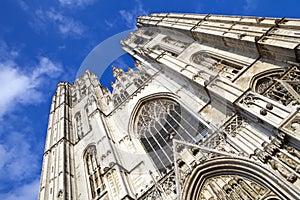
<box><xmin>140</xmin><ymin>172</ymin><xmax>176</xmax><ymax>200</ymax></box>
<box><xmin>200</xmin><ymin>175</ymin><xmax>277</xmax><ymax>200</ymax></box>
<box><xmin>191</xmin><ymin>51</ymin><xmax>245</xmax><ymax>80</ymax></box>
<box><xmin>253</xmin><ymin>66</ymin><xmax>300</xmax><ymax>107</ymax></box>
<box><xmin>134</xmin><ymin>98</ymin><xmax>208</xmax><ymax>173</ymax></box>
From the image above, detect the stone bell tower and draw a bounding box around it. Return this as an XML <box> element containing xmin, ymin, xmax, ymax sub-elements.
<box><xmin>39</xmin><ymin>13</ymin><xmax>300</xmax><ymax>200</ymax></box>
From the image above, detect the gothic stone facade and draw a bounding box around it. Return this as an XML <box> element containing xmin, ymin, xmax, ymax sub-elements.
<box><xmin>39</xmin><ymin>13</ymin><xmax>300</xmax><ymax>200</ymax></box>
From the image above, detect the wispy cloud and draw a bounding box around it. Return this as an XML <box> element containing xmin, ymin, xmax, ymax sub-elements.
<box><xmin>0</xmin><ymin>179</ymin><xmax>40</xmax><ymax>200</ymax></box>
<box><xmin>31</xmin><ymin>8</ymin><xmax>85</xmax><ymax>38</ymax></box>
<box><xmin>0</xmin><ymin>42</ymin><xmax>63</xmax><ymax>119</ymax></box>
<box><xmin>0</xmin><ymin>40</ymin><xmax>63</xmax><ymax>198</ymax></box>
<box><xmin>0</xmin><ymin>132</ymin><xmax>39</xmax><ymax>181</ymax></box>
<box><xmin>17</xmin><ymin>0</ymin><xmax>29</xmax><ymax>11</ymax></box>
<box><xmin>119</xmin><ymin>0</ymin><xmax>148</xmax><ymax>29</ymax></box>
<box><xmin>243</xmin><ymin>0</ymin><xmax>259</xmax><ymax>12</ymax></box>
<box><xmin>58</xmin><ymin>0</ymin><xmax>96</xmax><ymax>8</ymax></box>
<box><xmin>105</xmin><ymin>19</ymin><xmax>115</xmax><ymax>29</ymax></box>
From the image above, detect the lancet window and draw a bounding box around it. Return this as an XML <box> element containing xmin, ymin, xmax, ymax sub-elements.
<box><xmin>84</xmin><ymin>145</ymin><xmax>105</xmax><ymax>199</ymax></box>
<box><xmin>191</xmin><ymin>51</ymin><xmax>244</xmax><ymax>80</ymax></box>
<box><xmin>75</xmin><ymin>112</ymin><xmax>83</xmax><ymax>139</ymax></box>
<box><xmin>253</xmin><ymin>66</ymin><xmax>300</xmax><ymax>106</ymax></box>
<box><xmin>134</xmin><ymin>98</ymin><xmax>207</xmax><ymax>173</ymax></box>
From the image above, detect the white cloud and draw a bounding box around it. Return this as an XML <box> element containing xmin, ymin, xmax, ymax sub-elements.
<box><xmin>119</xmin><ymin>0</ymin><xmax>148</xmax><ymax>29</ymax></box>
<box><xmin>0</xmin><ymin>62</ymin><xmax>36</xmax><ymax>117</ymax></box>
<box><xmin>0</xmin><ymin>42</ymin><xmax>63</xmax><ymax>118</ymax></box>
<box><xmin>0</xmin><ymin>132</ymin><xmax>39</xmax><ymax>181</ymax></box>
<box><xmin>0</xmin><ymin>179</ymin><xmax>40</xmax><ymax>200</ymax></box>
<box><xmin>0</xmin><ymin>41</ymin><xmax>62</xmax><ymax>199</ymax></box>
<box><xmin>58</xmin><ymin>0</ymin><xmax>96</xmax><ymax>7</ymax></box>
<box><xmin>32</xmin><ymin>8</ymin><xmax>85</xmax><ymax>38</ymax></box>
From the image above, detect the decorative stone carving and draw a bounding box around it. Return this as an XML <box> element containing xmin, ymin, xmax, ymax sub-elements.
<box><xmin>57</xmin><ymin>190</ymin><xmax>63</xmax><ymax>200</ymax></box>
<box><xmin>72</xmin><ymin>92</ymin><xmax>78</xmax><ymax>103</ymax></box>
<box><xmin>291</xmin><ymin>121</ymin><xmax>300</xmax><ymax>132</ymax></box>
<box><xmin>140</xmin><ymin>172</ymin><xmax>176</xmax><ymax>200</ymax></box>
<box><xmin>285</xmin><ymin>145</ymin><xmax>300</xmax><ymax>160</ymax></box>
<box><xmin>134</xmin><ymin>36</ymin><xmax>145</xmax><ymax>45</ymax></box>
<box><xmin>161</xmin><ymin>174</ymin><xmax>176</xmax><ymax>195</ymax></box>
<box><xmin>270</xmin><ymin>136</ymin><xmax>283</xmax><ymax>148</ymax></box>
<box><xmin>276</xmin><ymin>152</ymin><xmax>300</xmax><ymax>172</ymax></box>
<box><xmin>200</xmin><ymin>175</ymin><xmax>272</xmax><ymax>200</ymax></box>
<box><xmin>250</xmin><ymin>182</ymin><xmax>267</xmax><ymax>196</ymax></box>
<box><xmin>254</xmin><ymin>149</ymin><xmax>271</xmax><ymax>163</ymax></box>
<box><xmin>223</xmin><ymin>115</ymin><xmax>245</xmax><ymax>137</ymax></box>
<box><xmin>191</xmin><ymin>51</ymin><xmax>245</xmax><ymax>80</ymax></box>
<box><xmin>268</xmin><ymin>159</ymin><xmax>297</xmax><ymax>183</ymax></box>
<box><xmin>255</xmin><ymin>73</ymin><xmax>282</xmax><ymax>94</ymax></box>
<box><xmin>162</xmin><ymin>36</ymin><xmax>189</xmax><ymax>49</ymax></box>
<box><xmin>236</xmin><ymin>178</ymin><xmax>257</xmax><ymax>199</ymax></box>
<box><xmin>262</xmin><ymin>142</ymin><xmax>279</xmax><ymax>156</ymax></box>
<box><xmin>254</xmin><ymin>66</ymin><xmax>300</xmax><ymax>106</ymax></box>
<box><xmin>202</xmin><ymin>133</ymin><xmax>222</xmax><ymax>149</ymax></box>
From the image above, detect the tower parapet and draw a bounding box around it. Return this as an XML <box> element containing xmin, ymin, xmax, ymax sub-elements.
<box><xmin>39</xmin><ymin>13</ymin><xmax>300</xmax><ymax>200</ymax></box>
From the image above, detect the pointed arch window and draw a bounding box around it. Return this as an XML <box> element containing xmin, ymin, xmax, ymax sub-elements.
<box><xmin>84</xmin><ymin>145</ymin><xmax>105</xmax><ymax>199</ymax></box>
<box><xmin>134</xmin><ymin>98</ymin><xmax>208</xmax><ymax>174</ymax></box>
<box><xmin>191</xmin><ymin>51</ymin><xmax>245</xmax><ymax>80</ymax></box>
<box><xmin>252</xmin><ymin>66</ymin><xmax>300</xmax><ymax>106</ymax></box>
<box><xmin>75</xmin><ymin>112</ymin><xmax>83</xmax><ymax>139</ymax></box>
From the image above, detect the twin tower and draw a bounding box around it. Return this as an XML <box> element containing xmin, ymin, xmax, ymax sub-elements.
<box><xmin>39</xmin><ymin>13</ymin><xmax>300</xmax><ymax>200</ymax></box>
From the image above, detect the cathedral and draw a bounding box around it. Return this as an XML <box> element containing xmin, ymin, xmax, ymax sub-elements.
<box><xmin>39</xmin><ymin>13</ymin><xmax>300</xmax><ymax>200</ymax></box>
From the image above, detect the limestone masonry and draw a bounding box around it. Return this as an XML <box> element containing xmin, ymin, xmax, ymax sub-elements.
<box><xmin>39</xmin><ymin>13</ymin><xmax>300</xmax><ymax>199</ymax></box>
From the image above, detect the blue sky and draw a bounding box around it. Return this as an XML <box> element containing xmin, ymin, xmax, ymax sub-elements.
<box><xmin>0</xmin><ymin>0</ymin><xmax>299</xmax><ymax>199</ymax></box>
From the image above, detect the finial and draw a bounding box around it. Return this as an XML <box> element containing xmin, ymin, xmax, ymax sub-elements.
<box><xmin>112</xmin><ymin>65</ymin><xmax>124</xmax><ymax>78</ymax></box>
<box><xmin>127</xmin><ymin>66</ymin><xmax>134</xmax><ymax>72</ymax></box>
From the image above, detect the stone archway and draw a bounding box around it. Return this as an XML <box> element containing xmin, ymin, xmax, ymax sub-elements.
<box><xmin>181</xmin><ymin>157</ymin><xmax>298</xmax><ymax>200</ymax></box>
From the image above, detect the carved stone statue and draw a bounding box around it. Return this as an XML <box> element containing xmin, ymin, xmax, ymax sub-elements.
<box><xmin>268</xmin><ymin>159</ymin><xmax>297</xmax><ymax>183</ymax></box>
<box><xmin>285</xmin><ymin>145</ymin><xmax>300</xmax><ymax>159</ymax></box>
<box><xmin>270</xmin><ymin>136</ymin><xmax>283</xmax><ymax>148</ymax></box>
<box><xmin>251</xmin><ymin>182</ymin><xmax>267</xmax><ymax>196</ymax></box>
<box><xmin>254</xmin><ymin>149</ymin><xmax>271</xmax><ymax>163</ymax></box>
<box><xmin>262</xmin><ymin>142</ymin><xmax>278</xmax><ymax>155</ymax></box>
<box><xmin>233</xmin><ymin>185</ymin><xmax>251</xmax><ymax>200</ymax></box>
<box><xmin>236</xmin><ymin>178</ymin><xmax>258</xmax><ymax>199</ymax></box>
<box><xmin>291</xmin><ymin>121</ymin><xmax>300</xmax><ymax>132</ymax></box>
<box><xmin>276</xmin><ymin>152</ymin><xmax>300</xmax><ymax>172</ymax></box>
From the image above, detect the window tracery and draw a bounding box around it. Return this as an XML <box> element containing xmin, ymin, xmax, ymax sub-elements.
<box><xmin>191</xmin><ymin>51</ymin><xmax>245</xmax><ymax>80</ymax></box>
<box><xmin>134</xmin><ymin>98</ymin><xmax>207</xmax><ymax>173</ymax></box>
<box><xmin>144</xmin><ymin>29</ymin><xmax>155</xmax><ymax>36</ymax></box>
<box><xmin>84</xmin><ymin>146</ymin><xmax>105</xmax><ymax>199</ymax></box>
<box><xmin>253</xmin><ymin>66</ymin><xmax>300</xmax><ymax>106</ymax></box>
<box><xmin>134</xmin><ymin>36</ymin><xmax>145</xmax><ymax>45</ymax></box>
